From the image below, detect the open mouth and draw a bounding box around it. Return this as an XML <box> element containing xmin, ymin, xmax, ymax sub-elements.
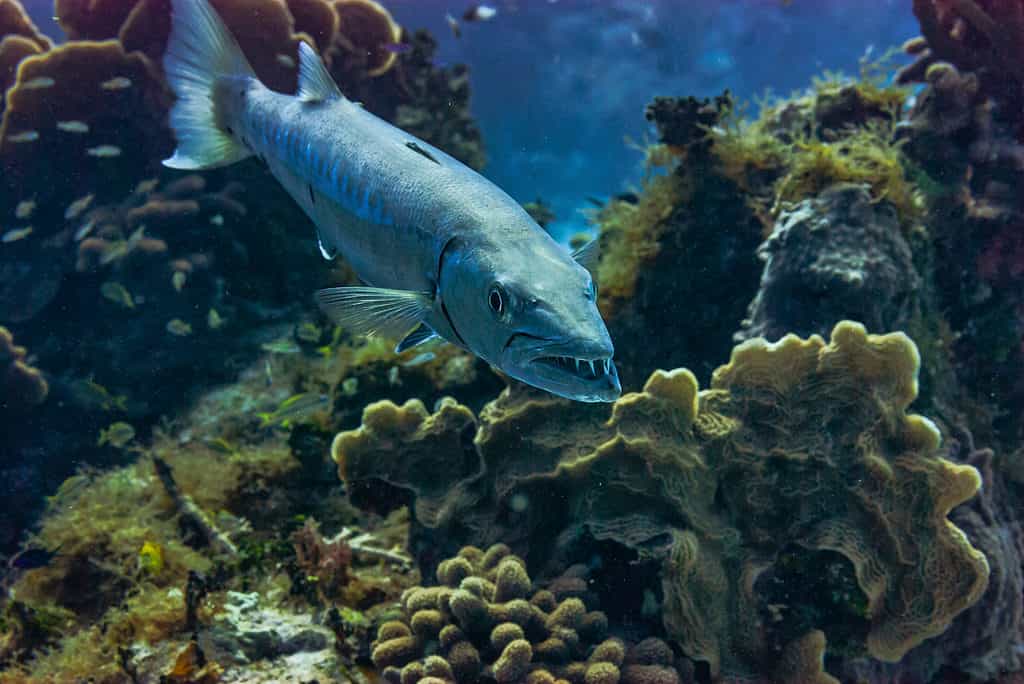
<box><xmin>533</xmin><ymin>354</ymin><xmax>614</xmax><ymax>381</ymax></box>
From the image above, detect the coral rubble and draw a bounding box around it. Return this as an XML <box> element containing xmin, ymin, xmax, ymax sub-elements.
<box><xmin>335</xmin><ymin>321</ymin><xmax>989</xmax><ymax>679</ymax></box>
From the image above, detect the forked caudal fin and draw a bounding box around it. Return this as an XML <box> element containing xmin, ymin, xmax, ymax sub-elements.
<box><xmin>162</xmin><ymin>0</ymin><xmax>256</xmax><ymax>170</ymax></box>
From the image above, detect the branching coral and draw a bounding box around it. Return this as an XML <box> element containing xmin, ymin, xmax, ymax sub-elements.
<box><xmin>899</xmin><ymin>0</ymin><xmax>1024</xmax><ymax>121</ymax></box>
<box><xmin>334</xmin><ymin>321</ymin><xmax>989</xmax><ymax>679</ymax></box>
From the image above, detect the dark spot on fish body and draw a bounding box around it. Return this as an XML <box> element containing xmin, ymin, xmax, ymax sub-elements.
<box><xmin>225</xmin><ymin>126</ymin><xmax>234</xmax><ymax>136</ymax></box>
<box><xmin>308</xmin><ymin>183</ymin><xmax>316</xmax><ymax>204</ymax></box>
<box><xmin>405</xmin><ymin>141</ymin><xmax>440</xmax><ymax>165</ymax></box>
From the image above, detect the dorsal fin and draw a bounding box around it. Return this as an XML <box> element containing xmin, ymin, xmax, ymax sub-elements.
<box><xmin>571</xmin><ymin>237</ymin><xmax>600</xmax><ymax>274</ymax></box>
<box><xmin>297</xmin><ymin>41</ymin><xmax>342</xmax><ymax>103</ymax></box>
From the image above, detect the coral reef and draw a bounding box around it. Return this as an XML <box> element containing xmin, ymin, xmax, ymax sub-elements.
<box><xmin>335</xmin><ymin>321</ymin><xmax>989</xmax><ymax>679</ymax></box>
<box><xmin>591</xmin><ymin>67</ymin><xmax>916</xmax><ymax>392</ymax></box>
<box><xmin>899</xmin><ymin>0</ymin><xmax>1024</xmax><ymax>122</ymax></box>
<box><xmin>594</xmin><ymin>93</ymin><xmax>764</xmax><ymax>388</ymax></box>
<box><xmin>896</xmin><ymin>55</ymin><xmax>1024</xmax><ymax>449</ymax></box>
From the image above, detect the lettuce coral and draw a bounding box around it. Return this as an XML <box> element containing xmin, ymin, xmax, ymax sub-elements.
<box><xmin>334</xmin><ymin>321</ymin><xmax>989</xmax><ymax>679</ymax></box>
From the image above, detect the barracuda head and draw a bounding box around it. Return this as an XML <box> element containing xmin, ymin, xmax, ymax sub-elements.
<box><xmin>438</xmin><ymin>234</ymin><xmax>621</xmax><ymax>403</ymax></box>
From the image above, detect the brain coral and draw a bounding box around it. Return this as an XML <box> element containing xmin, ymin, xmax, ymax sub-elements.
<box><xmin>334</xmin><ymin>321</ymin><xmax>989</xmax><ymax>679</ymax></box>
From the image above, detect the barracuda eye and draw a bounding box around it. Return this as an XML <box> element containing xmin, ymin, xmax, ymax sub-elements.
<box><xmin>487</xmin><ymin>286</ymin><xmax>505</xmax><ymax>316</ymax></box>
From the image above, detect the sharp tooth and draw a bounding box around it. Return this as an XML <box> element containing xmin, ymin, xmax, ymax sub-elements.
<box><xmin>587</xmin><ymin>360</ymin><xmax>595</xmax><ymax>376</ymax></box>
<box><xmin>603</xmin><ymin>359</ymin><xmax>610</xmax><ymax>374</ymax></box>
<box><xmin>575</xmin><ymin>358</ymin><xmax>581</xmax><ymax>372</ymax></box>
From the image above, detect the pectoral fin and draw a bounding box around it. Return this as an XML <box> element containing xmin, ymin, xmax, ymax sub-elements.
<box><xmin>316</xmin><ymin>286</ymin><xmax>432</xmax><ymax>340</ymax></box>
<box><xmin>395</xmin><ymin>323</ymin><xmax>437</xmax><ymax>353</ymax></box>
<box><xmin>571</xmin><ymin>237</ymin><xmax>600</xmax><ymax>274</ymax></box>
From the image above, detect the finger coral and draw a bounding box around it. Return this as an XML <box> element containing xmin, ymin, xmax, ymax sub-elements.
<box><xmin>369</xmin><ymin>543</ymin><xmax>660</xmax><ymax>684</ymax></box>
<box><xmin>0</xmin><ymin>325</ymin><xmax>47</xmax><ymax>409</ymax></box>
<box><xmin>334</xmin><ymin>321</ymin><xmax>989</xmax><ymax>679</ymax></box>
<box><xmin>899</xmin><ymin>0</ymin><xmax>1024</xmax><ymax>119</ymax></box>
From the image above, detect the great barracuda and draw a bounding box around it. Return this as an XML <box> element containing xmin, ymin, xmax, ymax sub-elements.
<box><xmin>162</xmin><ymin>0</ymin><xmax>620</xmax><ymax>402</ymax></box>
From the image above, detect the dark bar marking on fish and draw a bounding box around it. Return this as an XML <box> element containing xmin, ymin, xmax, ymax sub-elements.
<box><xmin>225</xmin><ymin>126</ymin><xmax>234</xmax><ymax>136</ymax></box>
<box><xmin>308</xmin><ymin>183</ymin><xmax>316</xmax><ymax>204</ymax></box>
<box><xmin>405</xmin><ymin>141</ymin><xmax>440</xmax><ymax>165</ymax></box>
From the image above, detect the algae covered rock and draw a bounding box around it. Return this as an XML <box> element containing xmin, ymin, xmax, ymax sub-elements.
<box><xmin>737</xmin><ymin>183</ymin><xmax>920</xmax><ymax>343</ymax></box>
<box><xmin>335</xmin><ymin>321</ymin><xmax>989</xmax><ymax>679</ymax></box>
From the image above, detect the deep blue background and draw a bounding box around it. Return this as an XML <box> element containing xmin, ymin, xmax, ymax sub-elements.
<box><xmin>28</xmin><ymin>0</ymin><xmax>919</xmax><ymax>237</ymax></box>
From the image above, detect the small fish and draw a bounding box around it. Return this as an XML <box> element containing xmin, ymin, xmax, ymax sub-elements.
<box><xmin>56</xmin><ymin>120</ymin><xmax>90</xmax><ymax>134</ymax></box>
<box><xmin>138</xmin><ymin>541</ymin><xmax>164</xmax><ymax>574</ymax></box>
<box><xmin>127</xmin><ymin>225</ymin><xmax>147</xmax><ymax>244</ymax></box>
<box><xmin>74</xmin><ymin>218</ymin><xmax>97</xmax><ymax>241</ymax></box>
<box><xmin>445</xmin><ymin>12</ymin><xmax>461</xmax><ymax>38</ymax></box>
<box><xmin>275</xmin><ymin>53</ymin><xmax>295</xmax><ymax>68</ymax></box>
<box><xmin>209</xmin><ymin>213</ymin><xmax>224</xmax><ymax>226</ymax></box>
<box><xmin>22</xmin><ymin>76</ymin><xmax>55</xmax><ymax>90</ymax></box>
<box><xmin>64</xmin><ymin>193</ymin><xmax>95</xmax><ymax>220</ymax></box>
<box><xmin>257</xmin><ymin>392</ymin><xmax>329</xmax><ymax>427</ymax></box>
<box><xmin>15</xmin><ymin>200</ymin><xmax>35</xmax><ymax>219</ymax></box>
<box><xmin>463</xmin><ymin>4</ymin><xmax>497</xmax><ymax>22</ymax></box>
<box><xmin>100</xmin><ymin>76</ymin><xmax>132</xmax><ymax>90</ymax></box>
<box><xmin>98</xmin><ymin>421</ymin><xmax>136</xmax><ymax>448</ymax></box>
<box><xmin>341</xmin><ymin>377</ymin><xmax>359</xmax><ymax>397</ymax></box>
<box><xmin>387</xmin><ymin>366</ymin><xmax>401</xmax><ymax>386</ymax></box>
<box><xmin>8</xmin><ymin>546</ymin><xmax>59</xmax><ymax>570</ymax></box>
<box><xmin>135</xmin><ymin>178</ymin><xmax>159</xmax><ymax>195</ymax></box>
<box><xmin>2</xmin><ymin>227</ymin><xmax>33</xmax><ymax>243</ymax></box>
<box><xmin>7</xmin><ymin>130</ymin><xmax>39</xmax><ymax>143</ymax></box>
<box><xmin>99</xmin><ymin>240</ymin><xmax>129</xmax><ymax>265</ymax></box>
<box><xmin>401</xmin><ymin>351</ymin><xmax>436</xmax><ymax>367</ymax></box>
<box><xmin>172</xmin><ymin>270</ymin><xmax>187</xmax><ymax>292</ymax></box>
<box><xmin>204</xmin><ymin>437</ymin><xmax>239</xmax><ymax>455</ymax></box>
<box><xmin>295</xmin><ymin>322</ymin><xmax>322</xmax><ymax>343</ymax></box>
<box><xmin>261</xmin><ymin>339</ymin><xmax>301</xmax><ymax>354</ymax></box>
<box><xmin>207</xmin><ymin>308</ymin><xmax>225</xmax><ymax>330</ymax></box>
<box><xmin>264</xmin><ymin>359</ymin><xmax>273</xmax><ymax>387</ymax></box>
<box><xmin>166</xmin><ymin>319</ymin><xmax>193</xmax><ymax>336</ymax></box>
<box><xmin>382</xmin><ymin>42</ymin><xmax>412</xmax><ymax>55</ymax></box>
<box><xmin>69</xmin><ymin>378</ymin><xmax>127</xmax><ymax>412</ymax></box>
<box><xmin>100</xmin><ymin>281</ymin><xmax>135</xmax><ymax>309</ymax></box>
<box><xmin>86</xmin><ymin>144</ymin><xmax>122</xmax><ymax>158</ymax></box>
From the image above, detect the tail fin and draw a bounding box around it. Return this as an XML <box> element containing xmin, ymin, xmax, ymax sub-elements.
<box><xmin>162</xmin><ymin>0</ymin><xmax>255</xmax><ymax>170</ymax></box>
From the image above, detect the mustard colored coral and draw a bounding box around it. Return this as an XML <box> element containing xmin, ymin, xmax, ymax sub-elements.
<box><xmin>1</xmin><ymin>325</ymin><xmax>47</xmax><ymax>408</ymax></box>
<box><xmin>335</xmin><ymin>321</ymin><xmax>989</xmax><ymax>680</ymax></box>
<box><xmin>369</xmin><ymin>543</ymin><xmax>633</xmax><ymax>684</ymax></box>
